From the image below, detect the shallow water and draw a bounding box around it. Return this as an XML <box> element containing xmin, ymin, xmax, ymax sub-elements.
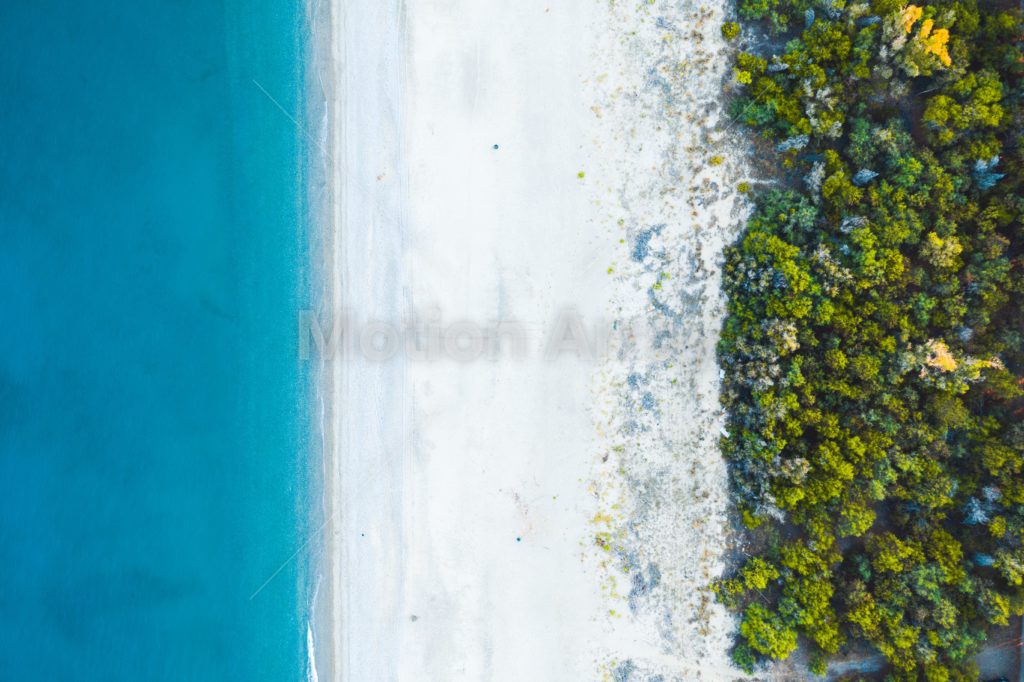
<box><xmin>0</xmin><ymin>1</ymin><xmax>314</xmax><ymax>679</ymax></box>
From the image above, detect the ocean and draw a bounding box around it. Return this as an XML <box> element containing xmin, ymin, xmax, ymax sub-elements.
<box><xmin>0</xmin><ymin>1</ymin><xmax>316</xmax><ymax>679</ymax></box>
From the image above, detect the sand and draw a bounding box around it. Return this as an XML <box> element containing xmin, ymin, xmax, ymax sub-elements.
<box><xmin>313</xmin><ymin>0</ymin><xmax>753</xmax><ymax>679</ymax></box>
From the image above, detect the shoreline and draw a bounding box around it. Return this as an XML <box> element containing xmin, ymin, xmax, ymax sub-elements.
<box><xmin>307</xmin><ymin>0</ymin><xmax>337</xmax><ymax>677</ymax></box>
<box><xmin>313</xmin><ymin>0</ymin><xmax>411</xmax><ymax>679</ymax></box>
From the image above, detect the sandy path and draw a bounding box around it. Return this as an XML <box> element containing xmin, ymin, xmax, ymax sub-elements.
<box><xmin>316</xmin><ymin>1</ymin><xmax>752</xmax><ymax>680</ymax></box>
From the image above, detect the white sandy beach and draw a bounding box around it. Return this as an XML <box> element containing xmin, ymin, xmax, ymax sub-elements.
<box><xmin>314</xmin><ymin>0</ymin><xmax>752</xmax><ymax>680</ymax></box>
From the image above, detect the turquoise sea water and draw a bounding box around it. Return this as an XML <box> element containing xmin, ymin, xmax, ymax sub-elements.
<box><xmin>0</xmin><ymin>1</ymin><xmax>315</xmax><ymax>679</ymax></box>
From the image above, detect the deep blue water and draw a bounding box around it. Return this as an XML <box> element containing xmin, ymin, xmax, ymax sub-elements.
<box><xmin>0</xmin><ymin>1</ymin><xmax>314</xmax><ymax>679</ymax></box>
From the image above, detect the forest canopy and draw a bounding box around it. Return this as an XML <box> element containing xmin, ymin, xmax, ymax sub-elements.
<box><xmin>716</xmin><ymin>0</ymin><xmax>1024</xmax><ymax>678</ymax></box>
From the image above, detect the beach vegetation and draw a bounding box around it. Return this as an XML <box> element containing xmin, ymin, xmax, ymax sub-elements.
<box><xmin>716</xmin><ymin>0</ymin><xmax>1024</xmax><ymax>676</ymax></box>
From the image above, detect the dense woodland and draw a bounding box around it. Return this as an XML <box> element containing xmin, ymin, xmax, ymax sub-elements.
<box><xmin>715</xmin><ymin>0</ymin><xmax>1024</xmax><ymax>678</ymax></box>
